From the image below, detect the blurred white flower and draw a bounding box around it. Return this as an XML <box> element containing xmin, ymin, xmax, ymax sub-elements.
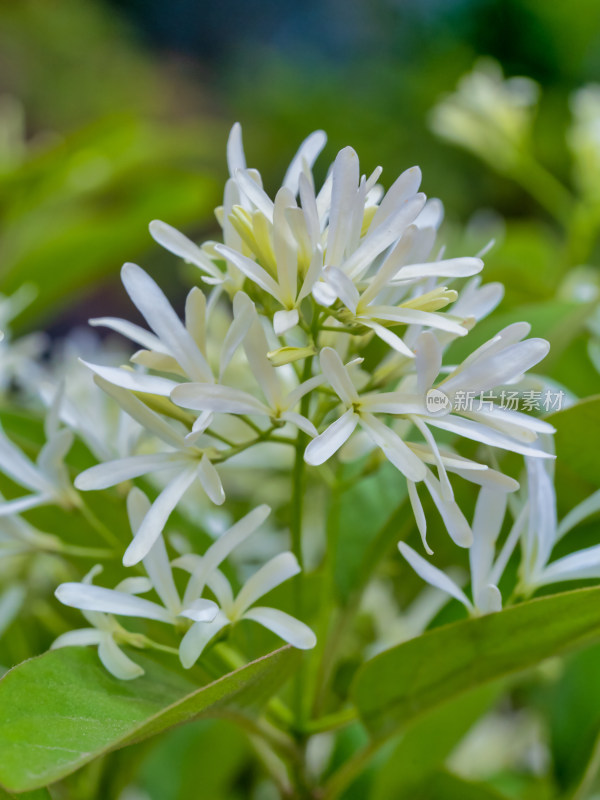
<box><xmin>0</xmin><ymin>385</ymin><xmax>77</xmax><ymax>516</ymax></box>
<box><xmin>430</xmin><ymin>58</ymin><xmax>539</xmax><ymax>168</ymax></box>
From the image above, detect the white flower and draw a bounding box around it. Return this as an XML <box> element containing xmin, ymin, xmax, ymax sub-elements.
<box><xmin>399</xmin><ymin>485</ymin><xmax>524</xmax><ymax>615</ymax></box>
<box><xmin>74</xmin><ymin>377</ymin><xmax>226</xmax><ymax>566</ymax></box>
<box><xmin>520</xmin><ymin>455</ymin><xmax>600</xmax><ymax>592</ymax></box>
<box><xmin>171</xmin><ymin>303</ymin><xmax>320</xmax><ymax>436</ymax></box>
<box><xmin>0</xmin><ymin>385</ymin><xmax>77</xmax><ymax>516</ymax></box>
<box><xmin>176</xmin><ymin>551</ymin><xmax>316</xmax><ymax>668</ymax></box>
<box><xmin>304</xmin><ymin>347</ymin><xmax>426</xmax><ymax>480</ymax></box>
<box><xmin>430</xmin><ymin>58</ymin><xmax>539</xmax><ymax>168</ymax></box>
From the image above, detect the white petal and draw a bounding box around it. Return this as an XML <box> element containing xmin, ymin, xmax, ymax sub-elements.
<box><xmin>556</xmin><ymin>488</ymin><xmax>600</xmax><ymax>541</ymax></box>
<box><xmin>197</xmin><ymin>454</ymin><xmax>225</xmax><ymax>505</ymax></box>
<box><xmin>51</xmin><ymin>628</ymin><xmax>104</xmax><ymax>648</ymax></box>
<box><xmin>233</xmin><ymin>552</ymin><xmax>300</xmax><ymax>616</ymax></box>
<box><xmin>0</xmin><ymin>423</ymin><xmax>47</xmax><ymax>492</ymax></box>
<box><xmin>55</xmin><ymin>583</ymin><xmax>173</xmax><ymax>622</ymax></box>
<box><xmin>441</xmin><ymin>339</ymin><xmax>550</xmax><ymax>396</ymax></box>
<box><xmin>282</xmin><ymin>130</ymin><xmax>327</xmax><ymax>195</ymax></box>
<box><xmin>424</xmin><ymin>471</ymin><xmax>473</xmax><ymax>548</ymax></box>
<box><xmin>359</xmin><ymin>413</ymin><xmax>426</xmax><ymax>482</ymax></box>
<box><xmin>242</xmin><ymin>315</ymin><xmax>282</xmax><ymax>408</ymax></box>
<box><xmin>273</xmin><ymin>187</ymin><xmax>298</xmax><ymax>304</ymax></box>
<box><xmin>213</xmin><ymin>244</ymin><xmax>283</xmax><ymax>302</ymax></box>
<box><xmin>89</xmin><ymin>316</ymin><xmax>166</xmax><ymax>353</ymax></box>
<box><xmin>399</xmin><ymin>541</ymin><xmax>472</xmax><ymax>611</ymax></box>
<box><xmin>227</xmin><ymin>122</ymin><xmax>246</xmax><ymax>176</ymax></box>
<box><xmin>83</xmin><ymin>361</ymin><xmax>178</xmax><ymax>397</ymax></box>
<box><xmin>94</xmin><ymin>376</ymin><xmax>185</xmax><ymax>449</ymax></box>
<box><xmin>179</xmin><ymin>612</ymin><xmax>230</xmax><ymax>668</ymax></box>
<box><xmin>279</xmin><ymin>411</ymin><xmax>318</xmax><ymax>437</ymax></box>
<box><xmin>98</xmin><ymin>635</ymin><xmax>145</xmax><ymax>680</ymax></box>
<box><xmin>123</xmin><ymin>466</ymin><xmax>198</xmax><ymax>567</ymax></box>
<box><xmin>415</xmin><ymin>332</ymin><xmax>442</xmax><ymax>394</ymax></box>
<box><xmin>538</xmin><ymin>545</ymin><xmax>600</xmax><ymax>585</ymax></box>
<box><xmin>0</xmin><ymin>494</ymin><xmax>49</xmax><ymax>516</ymax></box>
<box><xmin>319</xmin><ymin>347</ymin><xmax>359</xmax><ymax>404</ymax></box>
<box><xmin>312</xmin><ymin>280</ymin><xmax>338</xmax><ymax>307</ymax></box>
<box><xmin>395</xmin><ymin>257</ymin><xmax>483</xmax><ymax>281</ymax></box>
<box><xmin>179</xmin><ymin>597</ymin><xmax>219</xmax><ymax>623</ymax></box>
<box><xmin>220</xmin><ymin>291</ymin><xmax>255</xmax><ymax>378</ymax></box>
<box><xmin>470</xmin><ymin>489</ymin><xmax>507</xmax><ymax>603</ymax></box>
<box><xmin>361</xmin><ymin>320</ymin><xmax>416</xmax><ymax>358</ymax></box>
<box><xmin>171</xmin><ymin>382</ymin><xmax>269</xmax><ymax>416</ymax></box>
<box><xmin>114</xmin><ymin>576</ymin><xmax>153</xmax><ymax>594</ymax></box>
<box><xmin>370</xmin><ymin>166</ymin><xmax>422</xmax><ymax>232</ymax></box>
<box><xmin>526</xmin><ymin>456</ymin><xmax>557</xmax><ymax>574</ymax></box>
<box><xmin>297</xmin><ymin>245</ymin><xmax>324</xmax><ymax>302</ymax></box>
<box><xmin>299</xmin><ymin>172</ymin><xmax>321</xmax><ymax>245</ymax></box>
<box><xmin>424</xmin><ymin>415</ymin><xmax>555</xmax><ymax>459</ymax></box>
<box><xmin>75</xmin><ymin>453</ymin><xmax>180</xmax><ymax>491</ymax></box>
<box><xmin>366</xmin><ymin>307</ymin><xmax>467</xmax><ymax>336</ymax></box>
<box><xmin>345</xmin><ymin>193</ymin><xmax>427</xmax><ymax>280</ymax></box>
<box><xmin>407</xmin><ymin>479</ymin><xmax>431</xmax><ymax>554</ymax></box>
<box><xmin>322</xmin><ymin>266</ymin><xmax>360</xmax><ymax>314</ymax></box>
<box><xmin>235</xmin><ymin>169</ymin><xmax>274</xmax><ymax>221</ymax></box>
<box><xmin>243</xmin><ymin>606</ymin><xmax>316</xmax><ymax>649</ymax></box>
<box><xmin>304</xmin><ymin>410</ymin><xmax>359</xmax><ymax>466</ymax></box>
<box><xmin>274</xmin><ymin>309</ymin><xmax>299</xmax><ymax>336</ymax></box>
<box><xmin>327</xmin><ymin>147</ymin><xmax>360</xmax><ymax>266</ymax></box>
<box><xmin>149</xmin><ymin>221</ymin><xmax>223</xmax><ymax>280</ymax></box>
<box><xmin>121</xmin><ymin>263</ymin><xmax>212</xmax><ymax>383</ymax></box>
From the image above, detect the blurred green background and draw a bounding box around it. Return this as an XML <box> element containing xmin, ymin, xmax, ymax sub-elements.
<box><xmin>2</xmin><ymin>0</ymin><xmax>600</xmax><ymax>339</ymax></box>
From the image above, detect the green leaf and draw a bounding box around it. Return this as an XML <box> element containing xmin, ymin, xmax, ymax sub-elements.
<box><xmin>0</xmin><ymin>788</ymin><xmax>51</xmax><ymax>800</ymax></box>
<box><xmin>415</xmin><ymin>771</ymin><xmax>510</xmax><ymax>800</ymax></box>
<box><xmin>0</xmin><ymin>645</ymin><xmax>300</xmax><ymax>792</ymax></box>
<box><xmin>547</xmin><ymin>395</ymin><xmax>600</xmax><ymax>487</ymax></box>
<box><xmin>372</xmin><ymin>685</ymin><xmax>502</xmax><ymax>800</ymax></box>
<box><xmin>353</xmin><ymin>586</ymin><xmax>600</xmax><ymax>739</ymax></box>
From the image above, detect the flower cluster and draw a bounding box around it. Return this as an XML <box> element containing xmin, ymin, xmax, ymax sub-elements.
<box><xmin>0</xmin><ymin>123</ymin><xmax>597</xmax><ymax>679</ymax></box>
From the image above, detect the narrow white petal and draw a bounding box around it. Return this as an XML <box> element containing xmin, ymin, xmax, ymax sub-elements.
<box><xmin>179</xmin><ymin>612</ymin><xmax>230</xmax><ymax>668</ymax></box>
<box><xmin>233</xmin><ymin>552</ymin><xmax>300</xmax><ymax>616</ymax></box>
<box><xmin>322</xmin><ymin>266</ymin><xmax>360</xmax><ymax>313</ymax></box>
<box><xmin>37</xmin><ymin>429</ymin><xmax>74</xmax><ymax>479</ymax></box>
<box><xmin>359</xmin><ymin>413</ymin><xmax>426</xmax><ymax>482</ymax></box>
<box><xmin>179</xmin><ymin>598</ymin><xmax>219</xmax><ymax>623</ymax></box>
<box><xmin>424</xmin><ymin>415</ymin><xmax>555</xmax><ymax>459</ymax></box>
<box><xmin>319</xmin><ymin>347</ymin><xmax>359</xmax><ymax>404</ymax></box>
<box><xmin>399</xmin><ymin>542</ymin><xmax>472</xmax><ymax>610</ymax></box>
<box><xmin>279</xmin><ymin>411</ymin><xmax>318</xmax><ymax>437</ymax></box>
<box><xmin>55</xmin><ymin>583</ymin><xmax>173</xmax><ymax>622</ymax></box>
<box><xmin>89</xmin><ymin>317</ymin><xmax>166</xmax><ymax>352</ymax></box>
<box><xmin>227</xmin><ymin>122</ymin><xmax>246</xmax><ymax>176</ymax></box>
<box><xmin>235</xmin><ymin>169</ymin><xmax>274</xmax><ymax>221</ymax></box>
<box><xmin>367</xmin><ymin>307</ymin><xmax>467</xmax><ymax>336</ymax></box>
<box><xmin>312</xmin><ymin>280</ymin><xmax>338</xmax><ymax>307</ymax></box>
<box><xmin>84</xmin><ymin>362</ymin><xmax>177</xmax><ymax>397</ymax></box>
<box><xmin>538</xmin><ymin>545</ymin><xmax>600</xmax><ymax>585</ymax></box>
<box><xmin>98</xmin><ymin>635</ymin><xmax>145</xmax><ymax>680</ymax></box>
<box><xmin>407</xmin><ymin>479</ymin><xmax>431</xmax><ymax>554</ymax></box>
<box><xmin>470</xmin><ymin>489</ymin><xmax>507</xmax><ymax>603</ymax></box>
<box><xmin>556</xmin><ymin>489</ymin><xmax>600</xmax><ymax>541</ymax></box>
<box><xmin>114</xmin><ymin>576</ymin><xmax>153</xmax><ymax>594</ymax></box>
<box><xmin>395</xmin><ymin>257</ymin><xmax>483</xmax><ymax>281</ymax></box>
<box><xmin>424</xmin><ymin>471</ymin><xmax>473</xmax><ymax>548</ymax></box>
<box><xmin>345</xmin><ymin>193</ymin><xmax>427</xmax><ymax>280</ymax></box>
<box><xmin>297</xmin><ymin>245</ymin><xmax>324</xmax><ymax>302</ymax></box>
<box><xmin>214</xmin><ymin>244</ymin><xmax>283</xmax><ymax>302</ymax></box>
<box><xmin>304</xmin><ymin>410</ymin><xmax>359</xmax><ymax>466</ymax></box>
<box><xmin>149</xmin><ymin>221</ymin><xmax>223</xmax><ymax>280</ymax></box>
<box><xmin>243</xmin><ymin>315</ymin><xmax>282</xmax><ymax>408</ymax></box>
<box><xmin>51</xmin><ymin>628</ymin><xmax>104</xmax><ymax>648</ymax></box>
<box><xmin>415</xmin><ymin>332</ymin><xmax>442</xmax><ymax>394</ymax></box>
<box><xmin>171</xmin><ymin>382</ymin><xmax>269</xmax><ymax>416</ymax></box>
<box><xmin>243</xmin><ymin>607</ymin><xmax>316</xmax><ymax>649</ymax></box>
<box><xmin>0</xmin><ymin>423</ymin><xmax>48</xmax><ymax>492</ymax></box>
<box><xmin>299</xmin><ymin>172</ymin><xmax>321</xmax><ymax>245</ymax></box>
<box><xmin>197</xmin><ymin>454</ymin><xmax>225</xmax><ymax>505</ymax></box>
<box><xmin>370</xmin><ymin>166</ymin><xmax>422</xmax><ymax>232</ymax></box>
<box><xmin>282</xmin><ymin>130</ymin><xmax>327</xmax><ymax>196</ymax></box>
<box><xmin>75</xmin><ymin>453</ymin><xmax>180</xmax><ymax>491</ymax></box>
<box><xmin>327</xmin><ymin>147</ymin><xmax>360</xmax><ymax>266</ymax></box>
<box><xmin>0</xmin><ymin>494</ymin><xmax>47</xmax><ymax>516</ymax></box>
<box><xmin>361</xmin><ymin>320</ymin><xmax>416</xmax><ymax>358</ymax></box>
<box><xmin>121</xmin><ymin>263</ymin><xmax>212</xmax><ymax>382</ymax></box>
<box><xmin>123</xmin><ymin>467</ymin><xmax>198</xmax><ymax>567</ymax></box>
<box><xmin>220</xmin><ymin>291</ymin><xmax>255</xmax><ymax>378</ymax></box>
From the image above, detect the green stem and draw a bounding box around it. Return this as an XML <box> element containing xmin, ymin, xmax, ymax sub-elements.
<box><xmin>77</xmin><ymin>498</ymin><xmax>122</xmax><ymax>549</ymax></box>
<box><xmin>509</xmin><ymin>153</ymin><xmax>575</xmax><ymax>224</ymax></box>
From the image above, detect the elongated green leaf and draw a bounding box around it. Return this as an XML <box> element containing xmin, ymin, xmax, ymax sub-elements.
<box><xmin>417</xmin><ymin>771</ymin><xmax>509</xmax><ymax>799</ymax></box>
<box><xmin>0</xmin><ymin>645</ymin><xmax>299</xmax><ymax>792</ymax></box>
<box><xmin>372</xmin><ymin>684</ymin><xmax>502</xmax><ymax>800</ymax></box>
<box><xmin>353</xmin><ymin>586</ymin><xmax>600</xmax><ymax>739</ymax></box>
